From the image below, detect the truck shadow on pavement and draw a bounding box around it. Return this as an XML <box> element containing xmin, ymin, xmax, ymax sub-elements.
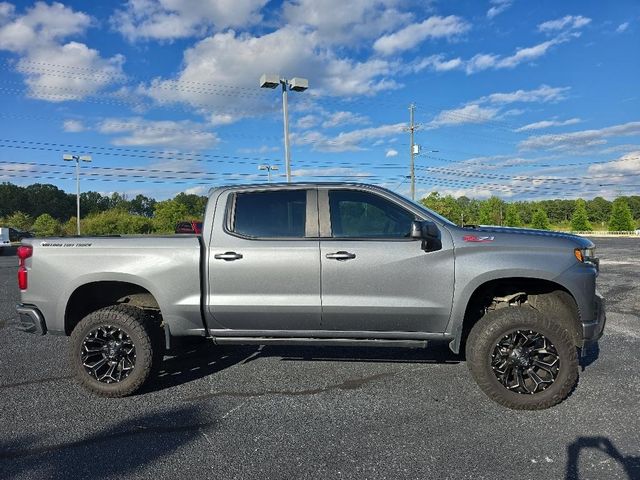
<box><xmin>142</xmin><ymin>340</ymin><xmax>461</xmax><ymax>394</ymax></box>
<box><xmin>0</xmin><ymin>405</ymin><xmax>215</xmax><ymax>478</ymax></box>
<box><xmin>566</xmin><ymin>437</ymin><xmax>640</xmax><ymax>479</ymax></box>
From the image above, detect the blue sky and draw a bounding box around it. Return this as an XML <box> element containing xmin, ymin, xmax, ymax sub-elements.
<box><xmin>0</xmin><ymin>0</ymin><xmax>639</xmax><ymax>200</ymax></box>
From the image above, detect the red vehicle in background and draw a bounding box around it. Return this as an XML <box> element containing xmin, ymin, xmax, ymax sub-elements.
<box><xmin>175</xmin><ymin>220</ymin><xmax>203</xmax><ymax>234</ymax></box>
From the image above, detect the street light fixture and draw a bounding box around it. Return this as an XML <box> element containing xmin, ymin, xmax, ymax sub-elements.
<box><xmin>258</xmin><ymin>164</ymin><xmax>279</xmax><ymax>182</ymax></box>
<box><xmin>63</xmin><ymin>153</ymin><xmax>92</xmax><ymax>235</ymax></box>
<box><xmin>260</xmin><ymin>74</ymin><xmax>309</xmax><ymax>182</ymax></box>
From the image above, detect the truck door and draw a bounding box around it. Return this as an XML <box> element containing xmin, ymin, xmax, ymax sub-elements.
<box><xmin>206</xmin><ymin>188</ymin><xmax>322</xmax><ymax>332</ymax></box>
<box><xmin>318</xmin><ymin>188</ymin><xmax>454</xmax><ymax>333</ymax></box>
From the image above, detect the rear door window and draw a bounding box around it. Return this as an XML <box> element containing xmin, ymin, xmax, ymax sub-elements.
<box><xmin>232</xmin><ymin>190</ymin><xmax>306</xmax><ymax>238</ymax></box>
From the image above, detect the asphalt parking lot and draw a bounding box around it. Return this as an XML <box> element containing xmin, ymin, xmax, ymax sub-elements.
<box><xmin>0</xmin><ymin>238</ymin><xmax>638</xmax><ymax>479</ymax></box>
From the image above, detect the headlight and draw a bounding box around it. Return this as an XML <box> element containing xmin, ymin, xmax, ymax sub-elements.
<box><xmin>574</xmin><ymin>247</ymin><xmax>598</xmax><ymax>269</ymax></box>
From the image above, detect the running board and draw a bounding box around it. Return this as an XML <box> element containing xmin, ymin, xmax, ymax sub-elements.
<box><xmin>213</xmin><ymin>337</ymin><xmax>429</xmax><ymax>348</ymax></box>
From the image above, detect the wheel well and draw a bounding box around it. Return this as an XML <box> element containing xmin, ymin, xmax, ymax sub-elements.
<box><xmin>65</xmin><ymin>281</ymin><xmax>161</xmax><ymax>335</ymax></box>
<box><xmin>460</xmin><ymin>278</ymin><xmax>582</xmax><ymax>352</ymax></box>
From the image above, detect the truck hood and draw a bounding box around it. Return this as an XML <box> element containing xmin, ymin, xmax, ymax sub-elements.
<box><xmin>459</xmin><ymin>226</ymin><xmax>594</xmax><ymax>248</ymax></box>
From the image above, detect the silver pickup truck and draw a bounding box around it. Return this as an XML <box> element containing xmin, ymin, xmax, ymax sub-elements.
<box><xmin>16</xmin><ymin>183</ymin><xmax>605</xmax><ymax>409</ymax></box>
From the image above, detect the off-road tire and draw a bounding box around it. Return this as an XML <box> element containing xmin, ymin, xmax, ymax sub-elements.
<box><xmin>69</xmin><ymin>304</ymin><xmax>163</xmax><ymax>397</ymax></box>
<box><xmin>466</xmin><ymin>306</ymin><xmax>578</xmax><ymax>410</ymax></box>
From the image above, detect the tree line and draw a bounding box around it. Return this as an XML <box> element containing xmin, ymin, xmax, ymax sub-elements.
<box><xmin>0</xmin><ymin>182</ymin><xmax>206</xmax><ymax>236</ymax></box>
<box><xmin>420</xmin><ymin>192</ymin><xmax>639</xmax><ymax>231</ymax></box>
<box><xmin>0</xmin><ymin>182</ymin><xmax>638</xmax><ymax>236</ymax></box>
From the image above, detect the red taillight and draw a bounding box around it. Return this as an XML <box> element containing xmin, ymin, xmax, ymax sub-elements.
<box><xmin>18</xmin><ymin>266</ymin><xmax>28</xmax><ymax>290</ymax></box>
<box><xmin>17</xmin><ymin>245</ymin><xmax>33</xmax><ymax>260</ymax></box>
<box><xmin>17</xmin><ymin>245</ymin><xmax>32</xmax><ymax>290</ymax></box>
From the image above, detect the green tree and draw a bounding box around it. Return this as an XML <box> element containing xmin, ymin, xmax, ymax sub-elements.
<box><xmin>570</xmin><ymin>199</ymin><xmax>592</xmax><ymax>231</ymax></box>
<box><xmin>421</xmin><ymin>192</ymin><xmax>462</xmax><ymax>224</ymax></box>
<box><xmin>80</xmin><ymin>191</ymin><xmax>111</xmax><ymax>216</ymax></box>
<box><xmin>31</xmin><ymin>214</ymin><xmax>62</xmax><ymax>237</ymax></box>
<box><xmin>3</xmin><ymin>211</ymin><xmax>33</xmax><ymax>230</ymax></box>
<box><xmin>587</xmin><ymin>196</ymin><xmax>611</xmax><ymax>225</ymax></box>
<box><xmin>83</xmin><ymin>210</ymin><xmax>153</xmax><ymax>235</ymax></box>
<box><xmin>153</xmin><ymin>199</ymin><xmax>189</xmax><ymax>233</ymax></box>
<box><xmin>174</xmin><ymin>192</ymin><xmax>207</xmax><ymax>217</ymax></box>
<box><xmin>129</xmin><ymin>194</ymin><xmax>157</xmax><ymax>217</ymax></box>
<box><xmin>478</xmin><ymin>196</ymin><xmax>505</xmax><ymax>225</ymax></box>
<box><xmin>108</xmin><ymin>192</ymin><xmax>130</xmax><ymax>211</ymax></box>
<box><xmin>530</xmin><ymin>208</ymin><xmax>550</xmax><ymax>230</ymax></box>
<box><xmin>608</xmin><ymin>198</ymin><xmax>635</xmax><ymax>231</ymax></box>
<box><xmin>63</xmin><ymin>217</ymin><xmax>78</xmax><ymax>236</ymax></box>
<box><xmin>0</xmin><ymin>182</ymin><xmax>28</xmax><ymax>217</ymax></box>
<box><xmin>23</xmin><ymin>184</ymin><xmax>75</xmax><ymax>220</ymax></box>
<box><xmin>504</xmin><ymin>204</ymin><xmax>523</xmax><ymax>227</ymax></box>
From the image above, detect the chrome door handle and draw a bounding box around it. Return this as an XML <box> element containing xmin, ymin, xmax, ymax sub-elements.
<box><xmin>214</xmin><ymin>251</ymin><xmax>243</xmax><ymax>261</ymax></box>
<box><xmin>326</xmin><ymin>251</ymin><xmax>356</xmax><ymax>261</ymax></box>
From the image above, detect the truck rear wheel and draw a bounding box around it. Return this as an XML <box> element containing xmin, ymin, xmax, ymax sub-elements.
<box><xmin>466</xmin><ymin>306</ymin><xmax>578</xmax><ymax>410</ymax></box>
<box><xmin>69</xmin><ymin>304</ymin><xmax>163</xmax><ymax>397</ymax></box>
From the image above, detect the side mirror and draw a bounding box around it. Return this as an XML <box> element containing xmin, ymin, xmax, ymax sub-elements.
<box><xmin>410</xmin><ymin>220</ymin><xmax>442</xmax><ymax>252</ymax></box>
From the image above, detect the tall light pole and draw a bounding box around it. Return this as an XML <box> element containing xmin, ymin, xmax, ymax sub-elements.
<box><xmin>260</xmin><ymin>74</ymin><xmax>308</xmax><ymax>182</ymax></box>
<box><xmin>258</xmin><ymin>164</ymin><xmax>279</xmax><ymax>182</ymax></box>
<box><xmin>63</xmin><ymin>153</ymin><xmax>92</xmax><ymax>235</ymax></box>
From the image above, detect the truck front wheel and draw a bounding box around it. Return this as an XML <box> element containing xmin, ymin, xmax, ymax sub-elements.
<box><xmin>69</xmin><ymin>304</ymin><xmax>163</xmax><ymax>397</ymax></box>
<box><xmin>466</xmin><ymin>306</ymin><xmax>578</xmax><ymax>410</ymax></box>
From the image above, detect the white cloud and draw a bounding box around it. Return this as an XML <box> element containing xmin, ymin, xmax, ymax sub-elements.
<box><xmin>16</xmin><ymin>43</ymin><xmax>124</xmax><ymax>102</ymax></box>
<box><xmin>538</xmin><ymin>15</ymin><xmax>591</xmax><ymax>33</ymax></box>
<box><xmin>0</xmin><ymin>1</ymin><xmax>90</xmax><ymax>52</ymax></box>
<box><xmin>463</xmin><ymin>17</ymin><xmax>589</xmax><ymax>75</ymax></box>
<box><xmin>411</xmin><ymin>54</ymin><xmax>463</xmax><ymax>73</ymax></box>
<box><xmin>0</xmin><ymin>2</ymin><xmax>124</xmax><ymax>102</ymax></box>
<box><xmin>495</xmin><ymin>36</ymin><xmax>569</xmax><ymax>69</ymax></box>
<box><xmin>385</xmin><ymin>148</ymin><xmax>398</xmax><ymax>157</ymax></box>
<box><xmin>373</xmin><ymin>15</ymin><xmax>471</xmax><ymax>56</ymax></box>
<box><xmin>464</xmin><ymin>53</ymin><xmax>499</xmax><ymax>74</ymax></box>
<box><xmin>465</xmin><ymin>37</ymin><xmax>575</xmax><ymax>74</ymax></box>
<box><xmin>209</xmin><ymin>113</ymin><xmax>236</xmax><ymax>126</ymax></box>
<box><xmin>519</xmin><ymin>121</ymin><xmax>640</xmax><ymax>151</ymax></box>
<box><xmin>112</xmin><ymin>0</ymin><xmax>269</xmax><ymax>42</ymax></box>
<box><xmin>291</xmin><ymin>166</ymin><xmax>370</xmax><ymax>179</ymax></box>
<box><xmin>480</xmin><ymin>84</ymin><xmax>570</xmax><ymax>104</ymax></box>
<box><xmin>292</xmin><ymin>122</ymin><xmax>405</xmax><ymax>152</ymax></box>
<box><xmin>296</xmin><ymin>114</ymin><xmax>319</xmax><ymax>129</ymax></box>
<box><xmin>428</xmin><ymin>104</ymin><xmax>499</xmax><ymax>128</ymax></box>
<box><xmin>237</xmin><ymin>145</ymin><xmax>280</xmax><ymax>154</ymax></box>
<box><xmin>184</xmin><ymin>185</ymin><xmax>209</xmax><ymax>196</ymax></box>
<box><xmin>514</xmin><ymin>118</ymin><xmax>581</xmax><ymax>132</ymax></box>
<box><xmin>283</xmin><ymin>0</ymin><xmax>413</xmax><ymax>46</ymax></box>
<box><xmin>616</xmin><ymin>22</ymin><xmax>629</xmax><ymax>33</ymax></box>
<box><xmin>588</xmin><ymin>151</ymin><xmax>640</xmax><ymax>174</ymax></box>
<box><xmin>62</xmin><ymin>119</ymin><xmax>86</xmax><ymax>132</ymax></box>
<box><xmin>487</xmin><ymin>0</ymin><xmax>512</xmax><ymax>19</ymax></box>
<box><xmin>321</xmin><ymin>111</ymin><xmax>369</xmax><ymax>128</ymax></box>
<box><xmin>140</xmin><ymin>26</ymin><xmax>400</xmax><ymax>122</ymax></box>
<box><xmin>98</xmin><ymin>117</ymin><xmax>219</xmax><ymax>149</ymax></box>
<box><xmin>427</xmin><ymin>85</ymin><xmax>569</xmax><ymax>130</ymax></box>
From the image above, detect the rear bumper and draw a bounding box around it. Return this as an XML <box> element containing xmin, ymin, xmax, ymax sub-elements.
<box><xmin>15</xmin><ymin>304</ymin><xmax>47</xmax><ymax>335</ymax></box>
<box><xmin>582</xmin><ymin>293</ymin><xmax>606</xmax><ymax>344</ymax></box>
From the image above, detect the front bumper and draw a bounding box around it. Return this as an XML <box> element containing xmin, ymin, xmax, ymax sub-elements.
<box><xmin>15</xmin><ymin>304</ymin><xmax>47</xmax><ymax>335</ymax></box>
<box><xmin>582</xmin><ymin>293</ymin><xmax>606</xmax><ymax>344</ymax></box>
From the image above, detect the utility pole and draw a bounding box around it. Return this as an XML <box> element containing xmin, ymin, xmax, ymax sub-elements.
<box><xmin>409</xmin><ymin>103</ymin><xmax>416</xmax><ymax>201</ymax></box>
<box><xmin>63</xmin><ymin>154</ymin><xmax>92</xmax><ymax>235</ymax></box>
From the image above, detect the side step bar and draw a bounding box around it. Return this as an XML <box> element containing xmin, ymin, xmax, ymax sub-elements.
<box><xmin>213</xmin><ymin>337</ymin><xmax>429</xmax><ymax>348</ymax></box>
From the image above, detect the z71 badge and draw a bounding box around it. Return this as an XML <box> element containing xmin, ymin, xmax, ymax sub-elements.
<box><xmin>463</xmin><ymin>235</ymin><xmax>495</xmax><ymax>243</ymax></box>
